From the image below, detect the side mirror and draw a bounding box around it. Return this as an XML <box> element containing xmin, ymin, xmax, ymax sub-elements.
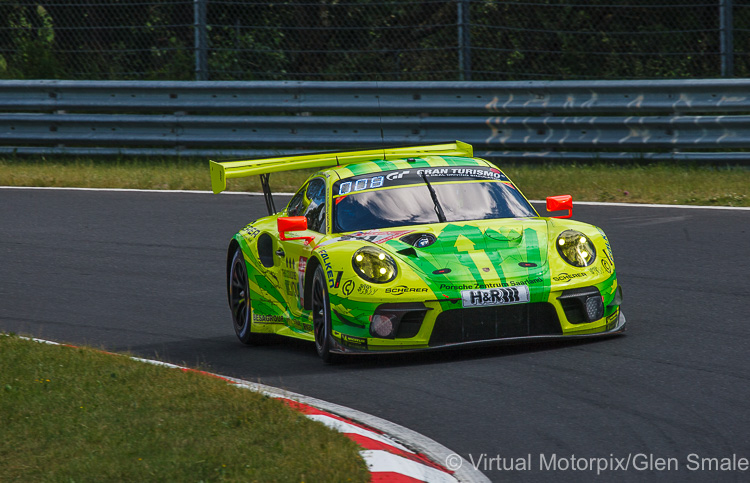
<box><xmin>278</xmin><ymin>216</ymin><xmax>315</xmax><ymax>243</ymax></box>
<box><xmin>546</xmin><ymin>195</ymin><xmax>573</xmax><ymax>219</ymax></box>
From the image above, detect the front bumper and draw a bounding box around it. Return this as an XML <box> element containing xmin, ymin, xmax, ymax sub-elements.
<box><xmin>329</xmin><ymin>309</ymin><xmax>626</xmax><ymax>355</ymax></box>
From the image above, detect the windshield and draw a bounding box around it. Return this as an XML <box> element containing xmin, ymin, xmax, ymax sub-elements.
<box><xmin>333</xmin><ymin>180</ymin><xmax>537</xmax><ymax>233</ymax></box>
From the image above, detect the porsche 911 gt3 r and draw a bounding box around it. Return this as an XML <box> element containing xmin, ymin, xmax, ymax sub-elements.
<box><xmin>210</xmin><ymin>142</ymin><xmax>625</xmax><ymax>362</ymax></box>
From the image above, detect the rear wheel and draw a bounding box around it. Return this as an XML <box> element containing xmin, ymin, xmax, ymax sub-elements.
<box><xmin>229</xmin><ymin>248</ymin><xmax>258</xmax><ymax>344</ymax></box>
<box><xmin>312</xmin><ymin>265</ymin><xmax>338</xmax><ymax>363</ymax></box>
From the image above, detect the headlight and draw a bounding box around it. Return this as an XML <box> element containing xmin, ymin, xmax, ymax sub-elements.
<box><xmin>556</xmin><ymin>230</ymin><xmax>596</xmax><ymax>267</ymax></box>
<box><xmin>352</xmin><ymin>246</ymin><xmax>397</xmax><ymax>283</ymax></box>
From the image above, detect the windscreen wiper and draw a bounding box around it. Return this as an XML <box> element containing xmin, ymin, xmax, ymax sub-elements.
<box><xmin>421</xmin><ymin>173</ymin><xmax>447</xmax><ymax>223</ymax></box>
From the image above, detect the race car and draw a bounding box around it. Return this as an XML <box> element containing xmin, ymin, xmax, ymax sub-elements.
<box><xmin>210</xmin><ymin>141</ymin><xmax>625</xmax><ymax>362</ymax></box>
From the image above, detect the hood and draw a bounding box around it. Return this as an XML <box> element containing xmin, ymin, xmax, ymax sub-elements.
<box><xmin>385</xmin><ymin>219</ymin><xmax>549</xmax><ymax>285</ymax></box>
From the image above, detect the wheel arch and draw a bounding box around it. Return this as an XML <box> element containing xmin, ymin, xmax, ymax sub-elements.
<box><xmin>303</xmin><ymin>254</ymin><xmax>322</xmax><ymax>311</ymax></box>
<box><xmin>227</xmin><ymin>239</ymin><xmax>241</xmax><ymax>306</ymax></box>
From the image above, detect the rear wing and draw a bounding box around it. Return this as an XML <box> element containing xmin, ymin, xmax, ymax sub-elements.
<box><xmin>208</xmin><ymin>141</ymin><xmax>473</xmax><ymax>195</ymax></box>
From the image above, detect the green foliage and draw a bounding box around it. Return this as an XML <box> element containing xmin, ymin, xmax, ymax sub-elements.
<box><xmin>0</xmin><ymin>1</ymin><xmax>743</xmax><ymax>80</ymax></box>
<box><xmin>1</xmin><ymin>4</ymin><xmax>63</xmax><ymax>79</ymax></box>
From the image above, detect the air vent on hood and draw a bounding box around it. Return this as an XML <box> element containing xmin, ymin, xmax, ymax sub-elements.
<box><xmin>400</xmin><ymin>232</ymin><xmax>436</xmax><ymax>248</ymax></box>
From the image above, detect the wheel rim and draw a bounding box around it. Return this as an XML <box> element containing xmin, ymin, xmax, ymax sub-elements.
<box><xmin>230</xmin><ymin>255</ymin><xmax>249</xmax><ymax>333</ymax></box>
<box><xmin>312</xmin><ymin>275</ymin><xmax>326</xmax><ymax>351</ymax></box>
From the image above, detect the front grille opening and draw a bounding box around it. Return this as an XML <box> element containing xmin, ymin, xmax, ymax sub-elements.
<box><xmin>429</xmin><ymin>303</ymin><xmax>561</xmax><ymax>346</ymax></box>
<box><xmin>395</xmin><ymin>310</ymin><xmax>427</xmax><ymax>338</ymax></box>
<box><xmin>558</xmin><ymin>287</ymin><xmax>602</xmax><ymax>324</ymax></box>
<box><xmin>560</xmin><ymin>298</ymin><xmax>586</xmax><ymax>324</ymax></box>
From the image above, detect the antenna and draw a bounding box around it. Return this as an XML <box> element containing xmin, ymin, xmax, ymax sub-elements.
<box><xmin>376</xmin><ymin>80</ymin><xmax>385</xmax><ymax>159</ymax></box>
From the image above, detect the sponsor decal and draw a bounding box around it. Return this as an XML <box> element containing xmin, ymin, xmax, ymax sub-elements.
<box><xmin>358</xmin><ymin>230</ymin><xmax>415</xmax><ymax>243</ymax></box>
<box><xmin>240</xmin><ymin>225</ymin><xmax>260</xmax><ymax>239</ymax></box>
<box><xmin>553</xmin><ymin>272</ymin><xmax>588</xmax><ymax>282</ymax></box>
<box><xmin>385</xmin><ymin>170</ymin><xmax>411</xmax><ymax>181</ymax></box>
<box><xmin>342</xmin><ymin>279</ymin><xmax>355</xmax><ymax>296</ymax></box>
<box><xmin>282</xmin><ymin>269</ymin><xmax>296</xmax><ymax>281</ymax></box>
<box><xmin>597</xmin><ymin>227</ymin><xmax>614</xmax><ymax>260</ymax></box>
<box><xmin>290</xmin><ymin>319</ymin><xmax>313</xmax><ymax>332</ymax></box>
<box><xmin>476</xmin><ymin>282</ymin><xmax>506</xmax><ymax>289</ymax></box>
<box><xmin>601</xmin><ymin>254</ymin><xmax>613</xmax><ymax>274</ymax></box>
<box><xmin>252</xmin><ymin>313</ymin><xmax>285</xmax><ymax>324</ymax></box>
<box><xmin>461</xmin><ymin>285</ymin><xmax>530</xmax><ymax>308</ymax></box>
<box><xmin>317</xmin><ymin>229</ymin><xmax>413</xmax><ymax>247</ymax></box>
<box><xmin>319</xmin><ymin>250</ymin><xmax>335</xmax><ymax>288</ymax></box>
<box><xmin>416</xmin><ymin>167</ymin><xmax>510</xmax><ymax>181</ymax></box>
<box><xmin>440</xmin><ymin>283</ymin><xmax>481</xmax><ymax>291</ymax></box>
<box><xmin>508</xmin><ymin>277</ymin><xmax>543</xmax><ymax>287</ymax></box>
<box><xmin>339</xmin><ymin>333</ymin><xmax>368</xmax><ymax>348</ymax></box>
<box><xmin>284</xmin><ymin>279</ymin><xmax>299</xmax><ymax>298</ymax></box>
<box><xmin>413</xmin><ymin>167</ymin><xmax>510</xmax><ymax>181</ymax></box>
<box><xmin>332</xmin><ymin>167</ymin><xmax>511</xmax><ymax>197</ymax></box>
<box><xmin>356</xmin><ymin>283</ymin><xmax>376</xmax><ymax>296</ymax></box>
<box><xmin>439</xmin><ymin>278</ymin><xmax>542</xmax><ymax>291</ymax></box>
<box><xmin>297</xmin><ymin>256</ymin><xmax>307</xmax><ymax>308</ymax></box>
<box><xmin>385</xmin><ymin>285</ymin><xmax>428</xmax><ymax>296</ymax></box>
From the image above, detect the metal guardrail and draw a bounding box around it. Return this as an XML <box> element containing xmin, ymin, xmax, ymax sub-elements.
<box><xmin>1</xmin><ymin>79</ymin><xmax>750</xmax><ymax>163</ymax></box>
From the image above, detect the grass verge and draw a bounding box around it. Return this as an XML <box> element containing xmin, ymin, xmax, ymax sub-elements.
<box><xmin>0</xmin><ymin>334</ymin><xmax>369</xmax><ymax>482</ymax></box>
<box><xmin>0</xmin><ymin>157</ymin><xmax>748</xmax><ymax>206</ymax></box>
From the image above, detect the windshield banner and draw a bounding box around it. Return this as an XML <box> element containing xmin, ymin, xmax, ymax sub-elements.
<box><xmin>333</xmin><ymin>166</ymin><xmax>511</xmax><ymax>197</ymax></box>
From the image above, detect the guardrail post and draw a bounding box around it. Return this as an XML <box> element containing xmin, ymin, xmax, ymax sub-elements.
<box><xmin>457</xmin><ymin>0</ymin><xmax>472</xmax><ymax>81</ymax></box>
<box><xmin>720</xmin><ymin>0</ymin><xmax>734</xmax><ymax>77</ymax></box>
<box><xmin>194</xmin><ymin>0</ymin><xmax>208</xmax><ymax>81</ymax></box>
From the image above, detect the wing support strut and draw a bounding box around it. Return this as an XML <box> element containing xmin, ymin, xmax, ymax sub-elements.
<box><xmin>260</xmin><ymin>173</ymin><xmax>276</xmax><ymax>216</ymax></box>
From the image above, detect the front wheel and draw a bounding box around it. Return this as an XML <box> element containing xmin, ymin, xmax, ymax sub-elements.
<box><xmin>311</xmin><ymin>265</ymin><xmax>338</xmax><ymax>363</ymax></box>
<box><xmin>229</xmin><ymin>248</ymin><xmax>261</xmax><ymax>345</ymax></box>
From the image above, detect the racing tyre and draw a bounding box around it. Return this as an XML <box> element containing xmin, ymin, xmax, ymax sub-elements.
<box><xmin>312</xmin><ymin>265</ymin><xmax>338</xmax><ymax>363</ymax></box>
<box><xmin>229</xmin><ymin>248</ymin><xmax>260</xmax><ymax>345</ymax></box>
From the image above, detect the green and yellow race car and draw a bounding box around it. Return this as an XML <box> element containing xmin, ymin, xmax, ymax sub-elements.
<box><xmin>210</xmin><ymin>142</ymin><xmax>625</xmax><ymax>362</ymax></box>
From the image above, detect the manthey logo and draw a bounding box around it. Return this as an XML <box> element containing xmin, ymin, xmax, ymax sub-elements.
<box><xmin>385</xmin><ymin>285</ymin><xmax>428</xmax><ymax>296</ymax></box>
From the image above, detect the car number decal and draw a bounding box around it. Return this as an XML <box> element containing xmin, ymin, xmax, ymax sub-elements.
<box><xmin>461</xmin><ymin>285</ymin><xmax>530</xmax><ymax>308</ymax></box>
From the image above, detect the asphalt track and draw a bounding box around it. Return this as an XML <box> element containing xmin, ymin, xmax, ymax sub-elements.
<box><xmin>2</xmin><ymin>187</ymin><xmax>749</xmax><ymax>482</ymax></box>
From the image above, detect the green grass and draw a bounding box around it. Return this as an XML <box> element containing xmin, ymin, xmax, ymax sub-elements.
<box><xmin>1</xmin><ymin>156</ymin><xmax>748</xmax><ymax>206</ymax></box>
<box><xmin>0</xmin><ymin>334</ymin><xmax>369</xmax><ymax>482</ymax></box>
<box><xmin>506</xmin><ymin>162</ymin><xmax>749</xmax><ymax>207</ymax></box>
<box><xmin>0</xmin><ymin>157</ymin><xmax>314</xmax><ymax>193</ymax></box>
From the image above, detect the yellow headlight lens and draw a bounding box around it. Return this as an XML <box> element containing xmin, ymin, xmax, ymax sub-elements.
<box><xmin>556</xmin><ymin>230</ymin><xmax>596</xmax><ymax>267</ymax></box>
<box><xmin>352</xmin><ymin>246</ymin><xmax>397</xmax><ymax>283</ymax></box>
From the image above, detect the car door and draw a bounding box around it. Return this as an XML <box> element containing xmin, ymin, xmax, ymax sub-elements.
<box><xmin>277</xmin><ymin>177</ymin><xmax>327</xmax><ymax>320</ymax></box>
